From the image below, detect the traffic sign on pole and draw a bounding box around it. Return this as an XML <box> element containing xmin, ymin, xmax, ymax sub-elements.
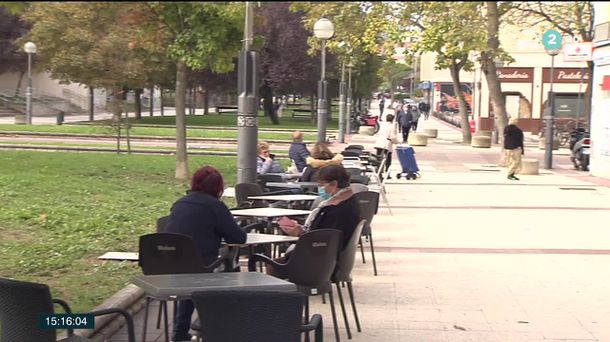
<box><xmin>542</xmin><ymin>29</ymin><xmax>562</xmax><ymax>51</ymax></box>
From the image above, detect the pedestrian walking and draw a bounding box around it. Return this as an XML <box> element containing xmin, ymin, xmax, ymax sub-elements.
<box><xmin>374</xmin><ymin>113</ymin><xmax>399</xmax><ymax>180</ymax></box>
<box><xmin>503</xmin><ymin>117</ymin><xmax>524</xmax><ymax>180</ymax></box>
<box><xmin>411</xmin><ymin>105</ymin><xmax>421</xmax><ymax>132</ymax></box>
<box><xmin>418</xmin><ymin>101</ymin><xmax>430</xmax><ymax>120</ymax></box>
<box><xmin>378</xmin><ymin>94</ymin><xmax>386</xmax><ymax>118</ymax></box>
<box><xmin>396</xmin><ymin>106</ymin><xmax>413</xmax><ymax>143</ymax></box>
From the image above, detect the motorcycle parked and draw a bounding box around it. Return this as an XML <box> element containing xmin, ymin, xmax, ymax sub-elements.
<box><xmin>569</xmin><ymin>128</ymin><xmax>591</xmax><ymax>171</ymax></box>
<box><xmin>350</xmin><ymin>110</ymin><xmax>380</xmax><ymax>134</ymax></box>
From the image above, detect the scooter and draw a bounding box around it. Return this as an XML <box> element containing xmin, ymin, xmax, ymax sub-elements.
<box><xmin>351</xmin><ymin>110</ymin><xmax>380</xmax><ymax>134</ymax></box>
<box><xmin>569</xmin><ymin>128</ymin><xmax>591</xmax><ymax>171</ymax></box>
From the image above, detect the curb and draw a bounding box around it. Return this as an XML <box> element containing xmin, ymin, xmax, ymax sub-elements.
<box><xmin>75</xmin><ymin>284</ymin><xmax>145</xmax><ymax>341</ymax></box>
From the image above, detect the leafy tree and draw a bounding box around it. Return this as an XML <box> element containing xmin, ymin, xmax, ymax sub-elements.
<box><xmin>0</xmin><ymin>7</ymin><xmax>29</xmax><ymax>92</ymax></box>
<box><xmin>509</xmin><ymin>1</ymin><xmax>594</xmax><ymax>122</ymax></box>
<box><xmin>145</xmin><ymin>2</ymin><xmax>243</xmax><ymax>181</ymax></box>
<box><xmin>378</xmin><ymin>59</ymin><xmax>411</xmax><ymax>102</ymax></box>
<box><xmin>401</xmin><ymin>2</ymin><xmax>488</xmax><ymax>143</ymax></box>
<box><xmin>256</xmin><ymin>2</ymin><xmax>319</xmax><ymax>98</ymax></box>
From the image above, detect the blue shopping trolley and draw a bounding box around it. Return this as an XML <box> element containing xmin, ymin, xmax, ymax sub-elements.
<box><xmin>395</xmin><ymin>145</ymin><xmax>420</xmax><ymax>180</ymax></box>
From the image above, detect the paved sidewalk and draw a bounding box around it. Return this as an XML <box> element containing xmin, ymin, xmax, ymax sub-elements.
<box><xmin>108</xmin><ymin>110</ymin><xmax>610</xmax><ymax>341</ymax></box>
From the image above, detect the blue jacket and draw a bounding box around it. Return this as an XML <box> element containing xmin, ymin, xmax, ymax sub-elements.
<box><xmin>288</xmin><ymin>142</ymin><xmax>311</xmax><ymax>172</ymax></box>
<box><xmin>397</xmin><ymin>109</ymin><xmax>412</xmax><ymax>127</ymax></box>
<box><xmin>165</xmin><ymin>191</ymin><xmax>246</xmax><ymax>265</ymax></box>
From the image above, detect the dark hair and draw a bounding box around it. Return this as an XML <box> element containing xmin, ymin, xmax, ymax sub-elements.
<box><xmin>386</xmin><ymin>114</ymin><xmax>394</xmax><ymax>122</ymax></box>
<box><xmin>190</xmin><ymin>166</ymin><xmax>224</xmax><ymax>198</ymax></box>
<box><xmin>316</xmin><ymin>164</ymin><xmax>350</xmax><ymax>188</ymax></box>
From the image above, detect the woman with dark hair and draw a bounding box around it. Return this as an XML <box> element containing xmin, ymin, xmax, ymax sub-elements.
<box><xmin>279</xmin><ymin>164</ymin><xmax>360</xmax><ymax>249</ymax></box>
<box><xmin>165</xmin><ymin>165</ymin><xmax>246</xmax><ymax>342</ymax></box>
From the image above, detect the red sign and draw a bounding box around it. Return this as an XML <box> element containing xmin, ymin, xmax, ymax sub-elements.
<box><xmin>542</xmin><ymin>68</ymin><xmax>590</xmax><ymax>83</ymax></box>
<box><xmin>602</xmin><ymin>76</ymin><xmax>610</xmax><ymax>91</ymax></box>
<box><xmin>496</xmin><ymin>68</ymin><xmax>534</xmax><ymax>83</ymax></box>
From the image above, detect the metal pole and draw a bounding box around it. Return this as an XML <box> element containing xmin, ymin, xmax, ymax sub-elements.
<box><xmin>544</xmin><ymin>54</ymin><xmax>556</xmax><ymax>169</ymax></box>
<box><xmin>346</xmin><ymin>66</ymin><xmax>353</xmax><ymax>134</ymax></box>
<box><xmin>338</xmin><ymin>62</ymin><xmax>346</xmax><ymax>143</ymax></box>
<box><xmin>575</xmin><ymin>66</ymin><xmax>584</xmax><ymax>130</ymax></box>
<box><xmin>317</xmin><ymin>39</ymin><xmax>328</xmax><ymax>143</ymax></box>
<box><xmin>26</xmin><ymin>53</ymin><xmax>32</xmax><ymax>125</ymax></box>
<box><xmin>88</xmin><ymin>86</ymin><xmax>95</xmax><ymax>121</ymax></box>
<box><xmin>236</xmin><ymin>1</ymin><xmax>259</xmax><ymax>184</ymax></box>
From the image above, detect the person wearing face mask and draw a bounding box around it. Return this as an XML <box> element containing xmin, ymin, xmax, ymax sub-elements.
<box><xmin>278</xmin><ymin>164</ymin><xmax>360</xmax><ymax>249</ymax></box>
<box><xmin>164</xmin><ymin>166</ymin><xmax>246</xmax><ymax>342</ymax></box>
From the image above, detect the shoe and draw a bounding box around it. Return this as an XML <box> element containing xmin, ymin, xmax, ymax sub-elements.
<box><xmin>507</xmin><ymin>175</ymin><xmax>519</xmax><ymax>180</ymax></box>
<box><xmin>512</xmin><ymin>175</ymin><xmax>520</xmax><ymax>180</ymax></box>
<box><xmin>387</xmin><ymin>175</ymin><xmax>392</xmax><ymax>180</ymax></box>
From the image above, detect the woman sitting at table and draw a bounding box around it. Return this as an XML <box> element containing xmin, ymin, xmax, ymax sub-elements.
<box><xmin>300</xmin><ymin>142</ymin><xmax>344</xmax><ymax>182</ymax></box>
<box><xmin>165</xmin><ymin>166</ymin><xmax>247</xmax><ymax>342</ymax></box>
<box><xmin>278</xmin><ymin>164</ymin><xmax>360</xmax><ymax>252</ymax></box>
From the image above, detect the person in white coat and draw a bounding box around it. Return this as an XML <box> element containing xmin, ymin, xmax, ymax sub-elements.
<box><xmin>374</xmin><ymin>113</ymin><xmax>399</xmax><ymax>179</ymax></box>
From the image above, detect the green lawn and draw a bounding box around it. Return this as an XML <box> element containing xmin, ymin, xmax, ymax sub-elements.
<box><xmin>0</xmin><ymin>124</ymin><xmax>317</xmax><ymax>141</ymax></box>
<box><xmin>0</xmin><ymin>150</ymin><xmax>239</xmax><ymax>312</ymax></box>
<box><xmin>137</xmin><ymin>112</ymin><xmax>339</xmax><ymax>130</ymax></box>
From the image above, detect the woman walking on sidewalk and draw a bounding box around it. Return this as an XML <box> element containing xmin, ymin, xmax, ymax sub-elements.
<box><xmin>503</xmin><ymin>117</ymin><xmax>524</xmax><ymax>180</ymax></box>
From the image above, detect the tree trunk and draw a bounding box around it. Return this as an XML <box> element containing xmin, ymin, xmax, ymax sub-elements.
<box><xmin>583</xmin><ymin>60</ymin><xmax>593</xmax><ymax>127</ymax></box>
<box><xmin>134</xmin><ymin>88</ymin><xmax>142</xmax><ymax>120</ymax></box>
<box><xmin>203</xmin><ymin>89</ymin><xmax>209</xmax><ymax>115</ymax></box>
<box><xmin>149</xmin><ymin>86</ymin><xmax>154</xmax><ymax>117</ymax></box>
<box><xmin>175</xmin><ymin>61</ymin><xmax>189</xmax><ymax>182</ymax></box>
<box><xmin>14</xmin><ymin>71</ymin><xmax>24</xmax><ymax>97</ymax></box>
<box><xmin>482</xmin><ymin>1</ymin><xmax>508</xmax><ymax>145</ymax></box>
<box><xmin>160</xmin><ymin>87</ymin><xmax>164</xmax><ymax>116</ymax></box>
<box><xmin>449</xmin><ymin>61</ymin><xmax>472</xmax><ymax>143</ymax></box>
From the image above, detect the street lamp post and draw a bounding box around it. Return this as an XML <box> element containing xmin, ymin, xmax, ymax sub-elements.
<box><xmin>544</xmin><ymin>49</ymin><xmax>560</xmax><ymax>169</ymax></box>
<box><xmin>338</xmin><ymin>62</ymin><xmax>346</xmax><ymax>142</ymax></box>
<box><xmin>492</xmin><ymin>58</ymin><xmax>504</xmax><ymax>144</ymax></box>
<box><xmin>24</xmin><ymin>42</ymin><xmax>37</xmax><ymax>125</ymax></box>
<box><xmin>313</xmin><ymin>18</ymin><xmax>334</xmax><ymax>143</ymax></box>
<box><xmin>346</xmin><ymin>58</ymin><xmax>354</xmax><ymax>134</ymax></box>
<box><xmin>236</xmin><ymin>2</ymin><xmax>259</xmax><ymax>184</ymax></box>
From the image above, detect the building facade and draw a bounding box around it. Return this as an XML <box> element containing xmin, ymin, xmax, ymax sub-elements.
<box><xmin>419</xmin><ymin>23</ymin><xmax>589</xmax><ymax>134</ymax></box>
<box><xmin>590</xmin><ymin>2</ymin><xmax>610</xmax><ymax>179</ymax></box>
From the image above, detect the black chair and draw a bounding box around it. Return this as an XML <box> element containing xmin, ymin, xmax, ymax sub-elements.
<box><xmin>249</xmin><ymin>229</ymin><xmax>343</xmax><ymax>342</ymax></box>
<box><xmin>349</xmin><ymin>174</ymin><xmax>370</xmax><ymax>185</ymax></box>
<box><xmin>256</xmin><ymin>173</ymin><xmax>285</xmax><ymax>189</ymax></box>
<box><xmin>235</xmin><ymin>183</ymin><xmax>293</xmax><ymax>208</ymax></box>
<box><xmin>0</xmin><ymin>277</ymin><xmax>136</xmax><ymax>342</ymax></box>
<box><xmin>191</xmin><ymin>290</ymin><xmax>323</xmax><ymax>342</ymax></box>
<box><xmin>349</xmin><ymin>183</ymin><xmax>368</xmax><ymax>194</ymax></box>
<box><xmin>332</xmin><ymin>219</ymin><xmax>367</xmax><ymax>339</ymax></box>
<box><xmin>344</xmin><ymin>167</ymin><xmax>362</xmax><ymax>177</ymax></box>
<box><xmin>353</xmin><ymin>191</ymin><xmax>380</xmax><ymax>276</ymax></box>
<box><xmin>345</xmin><ymin>144</ymin><xmax>364</xmax><ymax>151</ymax></box>
<box><xmin>138</xmin><ymin>233</ymin><xmax>226</xmax><ymax>342</ymax></box>
<box><xmin>156</xmin><ymin>215</ymin><xmax>170</xmax><ymax>232</ymax></box>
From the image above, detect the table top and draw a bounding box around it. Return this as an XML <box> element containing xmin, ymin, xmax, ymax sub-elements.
<box><xmin>230</xmin><ymin>207</ymin><xmax>311</xmax><ymax>217</ymax></box>
<box><xmin>227</xmin><ymin>233</ymin><xmax>298</xmax><ymax>246</ymax></box>
<box><xmin>222</xmin><ymin>187</ymin><xmax>235</xmax><ymax>198</ymax></box>
<box><xmin>265</xmin><ymin>172</ymin><xmax>303</xmax><ymax>180</ymax></box>
<box><xmin>265</xmin><ymin>182</ymin><xmax>319</xmax><ymax>189</ymax></box>
<box><xmin>247</xmin><ymin>194</ymin><xmax>319</xmax><ymax>201</ymax></box>
<box><xmin>133</xmin><ymin>272</ymin><xmax>296</xmax><ymax>300</ymax></box>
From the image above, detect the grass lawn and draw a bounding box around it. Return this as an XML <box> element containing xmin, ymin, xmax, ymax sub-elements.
<box><xmin>0</xmin><ymin>124</ymin><xmax>317</xmax><ymax>141</ymax></box>
<box><xmin>0</xmin><ymin>150</ymin><xmax>239</xmax><ymax>312</ymax></box>
<box><xmin>136</xmin><ymin>112</ymin><xmax>339</xmax><ymax>130</ymax></box>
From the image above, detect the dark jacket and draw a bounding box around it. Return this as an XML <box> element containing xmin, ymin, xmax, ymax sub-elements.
<box><xmin>288</xmin><ymin>142</ymin><xmax>311</xmax><ymax>172</ymax></box>
<box><xmin>503</xmin><ymin>124</ymin><xmax>524</xmax><ymax>151</ymax></box>
<box><xmin>397</xmin><ymin>109</ymin><xmax>412</xmax><ymax>127</ymax></box>
<box><xmin>166</xmin><ymin>191</ymin><xmax>246</xmax><ymax>265</ymax></box>
<box><xmin>309</xmin><ymin>195</ymin><xmax>360</xmax><ymax>248</ymax></box>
